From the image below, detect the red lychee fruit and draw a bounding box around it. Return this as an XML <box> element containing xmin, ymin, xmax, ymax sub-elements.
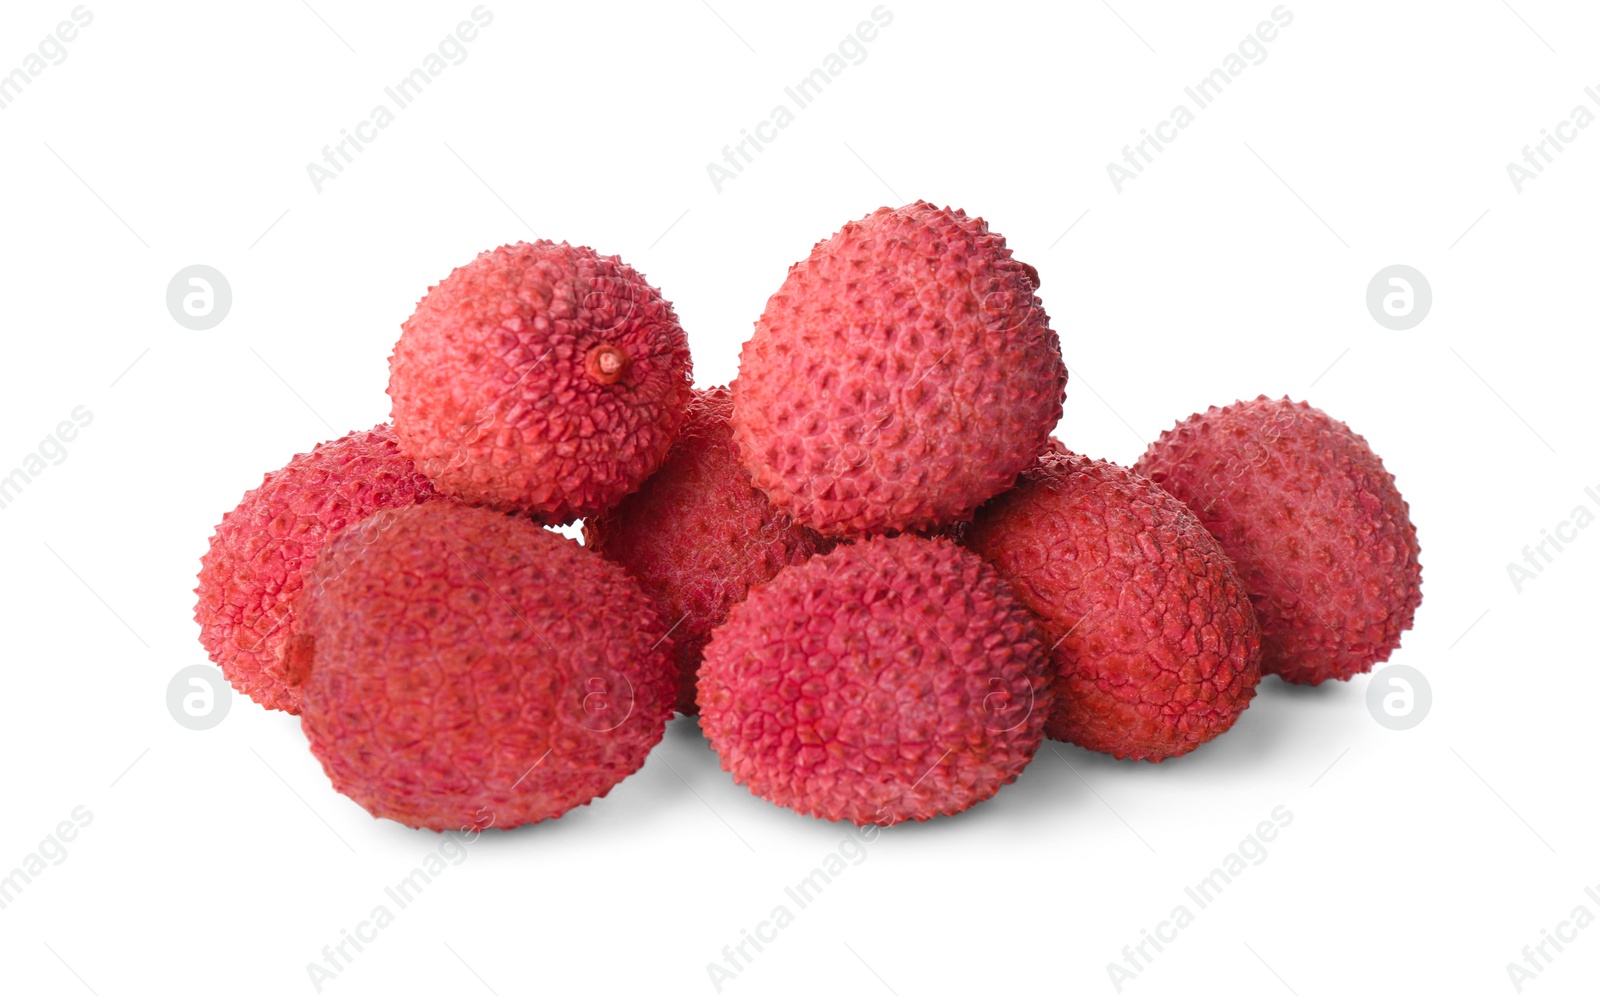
<box><xmin>966</xmin><ymin>451</ymin><xmax>1262</xmax><ymax>760</ymax></box>
<box><xmin>584</xmin><ymin>386</ymin><xmax>832</xmax><ymax>715</ymax></box>
<box><xmin>290</xmin><ymin>502</ymin><xmax>676</xmax><ymax>831</ymax></box>
<box><xmin>1133</xmin><ymin>396</ymin><xmax>1422</xmax><ymax>685</ymax></box>
<box><xmin>698</xmin><ymin>534</ymin><xmax>1048</xmax><ymax>825</ymax></box>
<box><xmin>387</xmin><ymin>240</ymin><xmax>694</xmax><ymax>523</ymax></box>
<box><xmin>194</xmin><ymin>425</ymin><xmax>441</xmax><ymax>714</ymax></box>
<box><xmin>732</xmin><ymin>201</ymin><xmax>1066</xmax><ymax>538</ymax></box>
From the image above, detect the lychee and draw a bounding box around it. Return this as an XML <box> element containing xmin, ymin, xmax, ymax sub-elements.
<box><xmin>1133</xmin><ymin>396</ymin><xmax>1422</xmax><ymax>685</ymax></box>
<box><xmin>966</xmin><ymin>451</ymin><xmax>1261</xmax><ymax>760</ymax></box>
<box><xmin>584</xmin><ymin>386</ymin><xmax>831</xmax><ymax>715</ymax></box>
<box><xmin>290</xmin><ymin>502</ymin><xmax>676</xmax><ymax>831</ymax></box>
<box><xmin>731</xmin><ymin>201</ymin><xmax>1067</xmax><ymax>537</ymax></box>
<box><xmin>697</xmin><ymin>534</ymin><xmax>1048</xmax><ymax>825</ymax></box>
<box><xmin>194</xmin><ymin>425</ymin><xmax>441</xmax><ymax>714</ymax></box>
<box><xmin>387</xmin><ymin>240</ymin><xmax>694</xmax><ymax>523</ymax></box>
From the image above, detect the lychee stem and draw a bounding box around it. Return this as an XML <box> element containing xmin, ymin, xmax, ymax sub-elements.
<box><xmin>586</xmin><ymin>344</ymin><xmax>630</xmax><ymax>385</ymax></box>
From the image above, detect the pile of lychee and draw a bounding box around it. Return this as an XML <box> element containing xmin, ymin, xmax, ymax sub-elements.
<box><xmin>195</xmin><ymin>201</ymin><xmax>1422</xmax><ymax>831</ymax></box>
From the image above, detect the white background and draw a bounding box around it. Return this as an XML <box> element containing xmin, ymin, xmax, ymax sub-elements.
<box><xmin>0</xmin><ymin>1</ymin><xmax>1595</xmax><ymax>994</ymax></box>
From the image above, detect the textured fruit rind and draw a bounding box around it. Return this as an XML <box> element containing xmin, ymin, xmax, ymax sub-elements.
<box><xmin>1132</xmin><ymin>396</ymin><xmax>1422</xmax><ymax>684</ymax></box>
<box><xmin>388</xmin><ymin>240</ymin><xmax>694</xmax><ymax>523</ymax></box>
<box><xmin>966</xmin><ymin>451</ymin><xmax>1262</xmax><ymax>760</ymax></box>
<box><xmin>585</xmin><ymin>386</ymin><xmax>832</xmax><ymax>715</ymax></box>
<box><xmin>732</xmin><ymin>201</ymin><xmax>1067</xmax><ymax>537</ymax></box>
<box><xmin>697</xmin><ymin>534</ymin><xmax>1048</xmax><ymax>825</ymax></box>
<box><xmin>294</xmin><ymin>502</ymin><xmax>676</xmax><ymax>831</ymax></box>
<box><xmin>193</xmin><ymin>425</ymin><xmax>441</xmax><ymax>714</ymax></box>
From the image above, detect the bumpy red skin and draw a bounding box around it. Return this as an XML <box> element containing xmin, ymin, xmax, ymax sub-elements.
<box><xmin>698</xmin><ymin>535</ymin><xmax>1048</xmax><ymax>825</ymax></box>
<box><xmin>388</xmin><ymin>240</ymin><xmax>694</xmax><ymax>523</ymax></box>
<box><xmin>292</xmin><ymin>503</ymin><xmax>676</xmax><ymax>831</ymax></box>
<box><xmin>933</xmin><ymin>436</ymin><xmax>1066</xmax><ymax>546</ymax></box>
<box><xmin>193</xmin><ymin>425</ymin><xmax>441</xmax><ymax>714</ymax></box>
<box><xmin>585</xmin><ymin>387</ymin><xmax>832</xmax><ymax>716</ymax></box>
<box><xmin>732</xmin><ymin>201</ymin><xmax>1067</xmax><ymax>538</ymax></box>
<box><xmin>966</xmin><ymin>452</ymin><xmax>1261</xmax><ymax>761</ymax></box>
<box><xmin>1133</xmin><ymin>397</ymin><xmax>1422</xmax><ymax>685</ymax></box>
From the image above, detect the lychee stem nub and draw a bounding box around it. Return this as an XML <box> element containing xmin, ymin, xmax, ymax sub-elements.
<box><xmin>586</xmin><ymin>344</ymin><xmax>630</xmax><ymax>385</ymax></box>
